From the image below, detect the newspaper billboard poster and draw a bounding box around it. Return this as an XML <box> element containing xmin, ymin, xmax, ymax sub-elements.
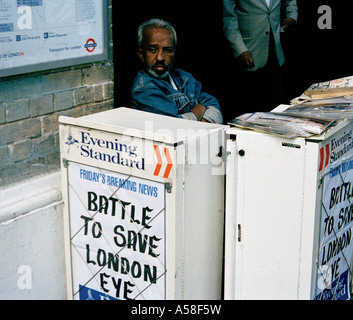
<box><xmin>315</xmin><ymin>157</ymin><xmax>353</xmax><ymax>300</ymax></box>
<box><xmin>67</xmin><ymin>162</ymin><xmax>166</xmax><ymax>300</ymax></box>
<box><xmin>0</xmin><ymin>0</ymin><xmax>108</xmax><ymax>77</ymax></box>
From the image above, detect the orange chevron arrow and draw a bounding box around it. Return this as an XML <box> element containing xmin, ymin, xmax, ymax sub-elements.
<box><xmin>163</xmin><ymin>147</ymin><xmax>173</xmax><ymax>178</ymax></box>
<box><xmin>153</xmin><ymin>145</ymin><xmax>162</xmax><ymax>176</ymax></box>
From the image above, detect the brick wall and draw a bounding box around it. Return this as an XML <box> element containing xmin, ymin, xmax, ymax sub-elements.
<box><xmin>0</xmin><ymin>2</ymin><xmax>114</xmax><ymax>187</ymax></box>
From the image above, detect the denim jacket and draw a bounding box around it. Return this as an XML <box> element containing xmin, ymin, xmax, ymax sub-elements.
<box><xmin>130</xmin><ymin>68</ymin><xmax>223</xmax><ymax>123</ymax></box>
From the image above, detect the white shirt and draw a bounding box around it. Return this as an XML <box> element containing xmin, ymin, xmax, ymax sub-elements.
<box><xmin>168</xmin><ymin>74</ymin><xmax>178</xmax><ymax>90</ymax></box>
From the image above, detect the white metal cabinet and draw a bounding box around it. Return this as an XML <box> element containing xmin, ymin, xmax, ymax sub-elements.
<box><xmin>224</xmin><ymin>119</ymin><xmax>353</xmax><ymax>300</ymax></box>
<box><xmin>59</xmin><ymin>107</ymin><xmax>227</xmax><ymax>300</ymax></box>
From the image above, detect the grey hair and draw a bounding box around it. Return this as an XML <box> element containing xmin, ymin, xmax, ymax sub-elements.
<box><xmin>137</xmin><ymin>18</ymin><xmax>177</xmax><ymax>48</ymax></box>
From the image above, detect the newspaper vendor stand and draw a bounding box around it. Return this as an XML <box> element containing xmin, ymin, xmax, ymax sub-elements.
<box><xmin>224</xmin><ymin>115</ymin><xmax>353</xmax><ymax>300</ymax></box>
<box><xmin>59</xmin><ymin>107</ymin><xmax>226</xmax><ymax>300</ymax></box>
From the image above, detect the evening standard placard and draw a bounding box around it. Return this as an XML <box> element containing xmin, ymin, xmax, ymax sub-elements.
<box><xmin>0</xmin><ymin>0</ymin><xmax>108</xmax><ymax>77</ymax></box>
<box><xmin>315</xmin><ymin>157</ymin><xmax>353</xmax><ymax>300</ymax></box>
<box><xmin>67</xmin><ymin>162</ymin><xmax>166</xmax><ymax>300</ymax></box>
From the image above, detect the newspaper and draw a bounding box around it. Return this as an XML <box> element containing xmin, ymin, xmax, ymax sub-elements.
<box><xmin>230</xmin><ymin>112</ymin><xmax>334</xmax><ymax>138</ymax></box>
<box><xmin>283</xmin><ymin>97</ymin><xmax>353</xmax><ymax>120</ymax></box>
<box><xmin>291</xmin><ymin>76</ymin><xmax>353</xmax><ymax>105</ymax></box>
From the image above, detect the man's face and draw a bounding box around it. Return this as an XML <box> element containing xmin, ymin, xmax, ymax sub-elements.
<box><xmin>138</xmin><ymin>27</ymin><xmax>175</xmax><ymax>79</ymax></box>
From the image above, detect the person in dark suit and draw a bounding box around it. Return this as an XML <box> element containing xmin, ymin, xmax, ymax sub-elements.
<box><xmin>223</xmin><ymin>0</ymin><xmax>298</xmax><ymax>120</ymax></box>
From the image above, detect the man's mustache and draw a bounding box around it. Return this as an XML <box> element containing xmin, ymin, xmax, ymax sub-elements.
<box><xmin>152</xmin><ymin>61</ymin><xmax>168</xmax><ymax>68</ymax></box>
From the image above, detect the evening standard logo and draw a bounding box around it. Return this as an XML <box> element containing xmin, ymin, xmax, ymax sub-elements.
<box><xmin>331</xmin><ymin>130</ymin><xmax>353</xmax><ymax>163</ymax></box>
<box><xmin>65</xmin><ymin>130</ymin><xmax>145</xmax><ymax>171</ymax></box>
<box><xmin>320</xmin><ymin>130</ymin><xmax>353</xmax><ymax>172</ymax></box>
<box><xmin>85</xmin><ymin>38</ymin><xmax>97</xmax><ymax>53</ymax></box>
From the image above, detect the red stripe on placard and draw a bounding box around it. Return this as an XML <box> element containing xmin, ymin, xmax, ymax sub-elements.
<box><xmin>319</xmin><ymin>144</ymin><xmax>330</xmax><ymax>172</ymax></box>
<box><xmin>319</xmin><ymin>147</ymin><xmax>325</xmax><ymax>172</ymax></box>
<box><xmin>325</xmin><ymin>143</ymin><xmax>330</xmax><ymax>168</ymax></box>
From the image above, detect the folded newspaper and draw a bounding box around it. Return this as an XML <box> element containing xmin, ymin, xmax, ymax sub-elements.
<box><xmin>230</xmin><ymin>112</ymin><xmax>335</xmax><ymax>138</ymax></box>
<box><xmin>291</xmin><ymin>76</ymin><xmax>353</xmax><ymax>105</ymax></box>
<box><xmin>283</xmin><ymin>97</ymin><xmax>353</xmax><ymax>120</ymax></box>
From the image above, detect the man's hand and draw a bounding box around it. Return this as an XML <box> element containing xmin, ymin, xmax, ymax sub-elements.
<box><xmin>281</xmin><ymin>18</ymin><xmax>296</xmax><ymax>31</ymax></box>
<box><xmin>191</xmin><ymin>104</ymin><xmax>207</xmax><ymax>121</ymax></box>
<box><xmin>238</xmin><ymin>51</ymin><xmax>255</xmax><ymax>69</ymax></box>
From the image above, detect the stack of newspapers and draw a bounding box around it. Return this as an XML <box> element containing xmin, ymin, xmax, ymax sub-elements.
<box><xmin>230</xmin><ymin>76</ymin><xmax>353</xmax><ymax>138</ymax></box>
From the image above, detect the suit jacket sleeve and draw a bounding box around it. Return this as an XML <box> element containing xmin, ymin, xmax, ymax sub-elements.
<box><xmin>223</xmin><ymin>0</ymin><xmax>248</xmax><ymax>59</ymax></box>
<box><xmin>284</xmin><ymin>0</ymin><xmax>298</xmax><ymax>21</ymax></box>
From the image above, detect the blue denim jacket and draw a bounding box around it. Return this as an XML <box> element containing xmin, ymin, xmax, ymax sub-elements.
<box><xmin>130</xmin><ymin>68</ymin><xmax>223</xmax><ymax>123</ymax></box>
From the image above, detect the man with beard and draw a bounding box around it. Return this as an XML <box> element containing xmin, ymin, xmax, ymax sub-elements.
<box><xmin>130</xmin><ymin>19</ymin><xmax>223</xmax><ymax>123</ymax></box>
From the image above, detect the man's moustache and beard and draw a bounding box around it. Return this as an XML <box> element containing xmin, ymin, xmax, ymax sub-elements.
<box><xmin>146</xmin><ymin>61</ymin><xmax>172</xmax><ymax>79</ymax></box>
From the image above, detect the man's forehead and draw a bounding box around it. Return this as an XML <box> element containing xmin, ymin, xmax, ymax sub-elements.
<box><xmin>143</xmin><ymin>27</ymin><xmax>174</xmax><ymax>44</ymax></box>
